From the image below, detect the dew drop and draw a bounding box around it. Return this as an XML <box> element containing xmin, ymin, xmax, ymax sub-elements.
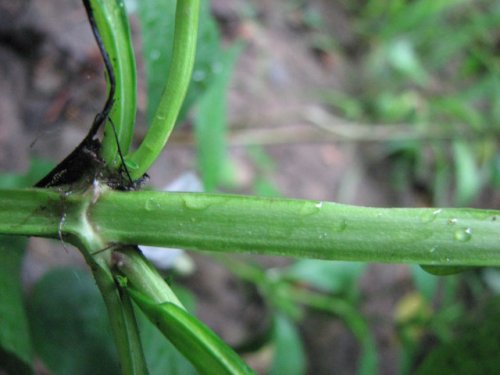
<box><xmin>150</xmin><ymin>50</ymin><xmax>161</xmax><ymax>61</ymax></box>
<box><xmin>145</xmin><ymin>198</ymin><xmax>160</xmax><ymax>211</ymax></box>
<box><xmin>454</xmin><ymin>227</ymin><xmax>472</xmax><ymax>242</ymax></box>
<box><xmin>300</xmin><ymin>202</ymin><xmax>320</xmax><ymax>217</ymax></box>
<box><xmin>192</xmin><ymin>70</ymin><xmax>206</xmax><ymax>82</ymax></box>
<box><xmin>421</xmin><ymin>209</ymin><xmax>442</xmax><ymax>223</ymax></box>
<box><xmin>183</xmin><ymin>197</ymin><xmax>210</xmax><ymax>210</ymax></box>
<box><xmin>211</xmin><ymin>62</ymin><xmax>223</xmax><ymax>74</ymax></box>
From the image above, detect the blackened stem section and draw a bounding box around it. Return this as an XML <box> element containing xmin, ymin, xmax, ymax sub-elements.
<box><xmin>34</xmin><ymin>0</ymin><xmax>116</xmax><ymax>188</ymax></box>
<box><xmin>82</xmin><ymin>0</ymin><xmax>116</xmax><ymax>138</ymax></box>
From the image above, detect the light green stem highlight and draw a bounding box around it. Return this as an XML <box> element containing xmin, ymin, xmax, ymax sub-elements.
<box><xmin>127</xmin><ymin>0</ymin><xmax>200</xmax><ymax>179</ymax></box>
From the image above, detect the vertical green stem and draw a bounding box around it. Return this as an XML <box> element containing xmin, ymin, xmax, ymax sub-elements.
<box><xmin>85</xmin><ymin>253</ymin><xmax>148</xmax><ymax>375</ymax></box>
<box><xmin>68</xmin><ymin>193</ymin><xmax>148</xmax><ymax>375</ymax></box>
<box><xmin>127</xmin><ymin>0</ymin><xmax>200</xmax><ymax>179</ymax></box>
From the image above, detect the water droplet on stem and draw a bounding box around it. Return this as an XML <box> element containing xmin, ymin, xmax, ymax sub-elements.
<box><xmin>454</xmin><ymin>227</ymin><xmax>472</xmax><ymax>242</ymax></box>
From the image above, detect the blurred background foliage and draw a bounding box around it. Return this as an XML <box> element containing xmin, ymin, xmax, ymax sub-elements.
<box><xmin>320</xmin><ymin>0</ymin><xmax>500</xmax><ymax>207</ymax></box>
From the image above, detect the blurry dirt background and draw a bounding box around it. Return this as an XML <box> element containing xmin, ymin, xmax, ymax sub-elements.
<box><xmin>0</xmin><ymin>0</ymin><xmax>492</xmax><ymax>374</ymax></box>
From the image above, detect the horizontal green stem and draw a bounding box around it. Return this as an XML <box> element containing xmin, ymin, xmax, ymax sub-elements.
<box><xmin>1</xmin><ymin>189</ymin><xmax>499</xmax><ymax>266</ymax></box>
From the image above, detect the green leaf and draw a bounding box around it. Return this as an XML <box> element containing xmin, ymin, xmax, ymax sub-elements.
<box><xmin>137</xmin><ymin>0</ymin><xmax>177</xmax><ymax>125</ymax></box>
<box><xmin>0</xmin><ymin>159</ymin><xmax>53</xmax><ymax>189</ymax></box>
<box><xmin>182</xmin><ymin>0</ymin><xmax>225</xmax><ymax>119</ymax></box>
<box><xmin>128</xmin><ymin>288</ymin><xmax>255</xmax><ymax>375</ymax></box>
<box><xmin>385</xmin><ymin>38</ymin><xmax>428</xmax><ymax>84</ymax></box>
<box><xmin>482</xmin><ymin>268</ymin><xmax>500</xmax><ymax>295</ymax></box>
<box><xmin>453</xmin><ymin>141</ymin><xmax>481</xmax><ymax>205</ymax></box>
<box><xmin>195</xmin><ymin>43</ymin><xmax>242</xmax><ymax>191</ymax></box>
<box><xmin>269</xmin><ymin>314</ymin><xmax>306</xmax><ymax>375</ymax></box>
<box><xmin>0</xmin><ymin>235</ymin><xmax>32</xmax><ymax>375</ymax></box>
<box><xmin>415</xmin><ymin>297</ymin><xmax>500</xmax><ymax>375</ymax></box>
<box><xmin>410</xmin><ymin>264</ymin><xmax>440</xmax><ymax>301</ymax></box>
<box><xmin>28</xmin><ymin>268</ymin><xmax>120</xmax><ymax>375</ymax></box>
<box><xmin>420</xmin><ymin>265</ymin><xmax>472</xmax><ymax>276</ymax></box>
<box><xmin>285</xmin><ymin>260</ymin><xmax>366</xmax><ymax>297</ymax></box>
<box><xmin>136</xmin><ymin>306</ymin><xmax>197</xmax><ymax>375</ymax></box>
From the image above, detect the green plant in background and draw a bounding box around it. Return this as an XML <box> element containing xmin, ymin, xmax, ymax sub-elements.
<box><xmin>324</xmin><ymin>0</ymin><xmax>500</xmax><ymax>206</ymax></box>
<box><xmin>1</xmin><ymin>1</ymin><xmax>500</xmax><ymax>375</ymax></box>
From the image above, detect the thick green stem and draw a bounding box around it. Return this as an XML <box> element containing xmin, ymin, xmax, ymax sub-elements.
<box><xmin>1</xmin><ymin>189</ymin><xmax>499</xmax><ymax>266</ymax></box>
<box><xmin>127</xmin><ymin>0</ymin><xmax>200</xmax><ymax>179</ymax></box>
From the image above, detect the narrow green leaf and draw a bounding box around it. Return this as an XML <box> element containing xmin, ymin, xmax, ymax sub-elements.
<box><xmin>195</xmin><ymin>43</ymin><xmax>242</xmax><ymax>191</ymax></box>
<box><xmin>410</xmin><ymin>264</ymin><xmax>440</xmax><ymax>301</ymax></box>
<box><xmin>453</xmin><ymin>141</ymin><xmax>481</xmax><ymax>206</ymax></box>
<box><xmin>128</xmin><ymin>288</ymin><xmax>255</xmax><ymax>375</ymax></box>
<box><xmin>285</xmin><ymin>260</ymin><xmax>366</xmax><ymax>296</ymax></box>
<box><xmin>420</xmin><ymin>265</ymin><xmax>472</xmax><ymax>276</ymax></box>
<box><xmin>182</xmin><ymin>0</ymin><xmax>225</xmax><ymax>119</ymax></box>
<box><xmin>0</xmin><ymin>235</ymin><xmax>32</xmax><ymax>375</ymax></box>
<box><xmin>137</xmin><ymin>0</ymin><xmax>177</xmax><ymax>125</ymax></box>
<box><xmin>269</xmin><ymin>314</ymin><xmax>306</xmax><ymax>375</ymax></box>
<box><xmin>28</xmin><ymin>268</ymin><xmax>120</xmax><ymax>375</ymax></box>
<box><xmin>136</xmin><ymin>306</ymin><xmax>197</xmax><ymax>375</ymax></box>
